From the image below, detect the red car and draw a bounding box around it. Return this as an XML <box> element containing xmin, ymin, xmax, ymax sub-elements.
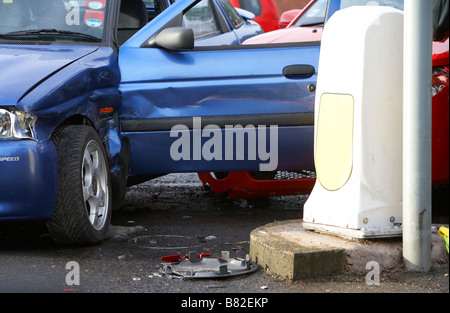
<box><xmin>199</xmin><ymin>0</ymin><xmax>449</xmax><ymax>198</ymax></box>
<box><xmin>229</xmin><ymin>0</ymin><xmax>279</xmax><ymax>32</ymax></box>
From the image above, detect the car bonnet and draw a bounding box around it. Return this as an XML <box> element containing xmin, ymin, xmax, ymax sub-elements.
<box><xmin>0</xmin><ymin>45</ymin><xmax>98</xmax><ymax>107</ymax></box>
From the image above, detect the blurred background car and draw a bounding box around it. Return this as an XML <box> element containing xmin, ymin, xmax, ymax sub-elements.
<box><xmin>229</xmin><ymin>0</ymin><xmax>280</xmax><ymax>31</ymax></box>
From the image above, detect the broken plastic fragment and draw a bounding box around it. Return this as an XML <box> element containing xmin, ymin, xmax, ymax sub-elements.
<box><xmin>161</xmin><ymin>253</ymin><xmax>211</xmax><ymax>263</ymax></box>
<box><xmin>438</xmin><ymin>226</ymin><xmax>449</xmax><ymax>253</ymax></box>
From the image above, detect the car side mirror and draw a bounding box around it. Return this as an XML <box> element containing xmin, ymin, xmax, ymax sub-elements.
<box><xmin>143</xmin><ymin>27</ymin><xmax>194</xmax><ymax>51</ymax></box>
<box><xmin>235</xmin><ymin>8</ymin><xmax>256</xmax><ymax>20</ymax></box>
<box><xmin>279</xmin><ymin>9</ymin><xmax>301</xmax><ymax>29</ymax></box>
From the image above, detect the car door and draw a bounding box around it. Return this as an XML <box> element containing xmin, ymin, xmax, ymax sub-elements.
<box><xmin>118</xmin><ymin>0</ymin><xmax>320</xmax><ymax>176</ymax></box>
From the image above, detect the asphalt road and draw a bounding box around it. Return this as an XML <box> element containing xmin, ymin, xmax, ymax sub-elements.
<box><xmin>0</xmin><ymin>173</ymin><xmax>448</xmax><ymax>299</ymax></box>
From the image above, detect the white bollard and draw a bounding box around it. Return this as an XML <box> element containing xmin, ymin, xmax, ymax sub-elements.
<box><xmin>303</xmin><ymin>6</ymin><xmax>404</xmax><ymax>238</ymax></box>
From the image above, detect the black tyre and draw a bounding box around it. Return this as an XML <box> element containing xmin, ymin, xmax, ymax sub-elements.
<box><xmin>47</xmin><ymin>125</ymin><xmax>112</xmax><ymax>245</ymax></box>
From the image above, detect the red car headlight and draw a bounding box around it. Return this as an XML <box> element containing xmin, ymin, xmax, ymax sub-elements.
<box><xmin>432</xmin><ymin>66</ymin><xmax>449</xmax><ymax>96</ymax></box>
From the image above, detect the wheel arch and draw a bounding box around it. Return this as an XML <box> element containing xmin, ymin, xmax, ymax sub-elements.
<box><xmin>56</xmin><ymin>114</ymin><xmax>96</xmax><ymax>129</ymax></box>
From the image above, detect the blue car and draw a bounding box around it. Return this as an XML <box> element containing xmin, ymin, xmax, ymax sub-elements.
<box><xmin>0</xmin><ymin>0</ymin><xmax>319</xmax><ymax>244</ymax></box>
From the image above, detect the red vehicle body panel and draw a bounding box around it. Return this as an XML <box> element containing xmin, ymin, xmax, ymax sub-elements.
<box><xmin>431</xmin><ymin>39</ymin><xmax>450</xmax><ymax>185</ymax></box>
<box><xmin>198</xmin><ymin>172</ymin><xmax>316</xmax><ymax>198</ymax></box>
<box><xmin>243</xmin><ymin>25</ymin><xmax>322</xmax><ymax>43</ymax></box>
<box><xmin>229</xmin><ymin>0</ymin><xmax>279</xmax><ymax>32</ymax></box>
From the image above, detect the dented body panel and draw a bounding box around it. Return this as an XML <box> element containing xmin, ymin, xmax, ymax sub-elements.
<box><xmin>0</xmin><ymin>46</ymin><xmax>122</xmax><ymax>220</ymax></box>
<box><xmin>119</xmin><ymin>42</ymin><xmax>319</xmax><ymax>174</ymax></box>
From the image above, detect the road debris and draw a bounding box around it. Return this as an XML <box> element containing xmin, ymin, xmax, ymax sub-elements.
<box><xmin>438</xmin><ymin>226</ymin><xmax>449</xmax><ymax>253</ymax></box>
<box><xmin>161</xmin><ymin>253</ymin><xmax>211</xmax><ymax>263</ymax></box>
<box><xmin>128</xmin><ymin>234</ymin><xmax>204</xmax><ymax>250</ymax></box>
<box><xmin>161</xmin><ymin>251</ymin><xmax>258</xmax><ymax>279</ymax></box>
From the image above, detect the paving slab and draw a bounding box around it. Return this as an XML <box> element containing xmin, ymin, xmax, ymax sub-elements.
<box><xmin>250</xmin><ymin>219</ymin><xmax>449</xmax><ymax>280</ymax></box>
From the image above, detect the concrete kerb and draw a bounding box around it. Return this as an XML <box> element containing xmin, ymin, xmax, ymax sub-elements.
<box><xmin>249</xmin><ymin>219</ymin><xmax>449</xmax><ymax>280</ymax></box>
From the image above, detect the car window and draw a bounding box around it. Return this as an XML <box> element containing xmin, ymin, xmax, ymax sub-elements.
<box><xmin>293</xmin><ymin>0</ymin><xmax>327</xmax><ymax>27</ymax></box>
<box><xmin>218</xmin><ymin>0</ymin><xmax>245</xmax><ymax>27</ymax></box>
<box><xmin>142</xmin><ymin>0</ymin><xmax>170</xmax><ymax>22</ymax></box>
<box><xmin>235</xmin><ymin>0</ymin><xmax>262</xmax><ymax>16</ymax></box>
<box><xmin>183</xmin><ymin>0</ymin><xmax>221</xmax><ymax>39</ymax></box>
<box><xmin>0</xmin><ymin>0</ymin><xmax>107</xmax><ymax>41</ymax></box>
<box><xmin>293</xmin><ymin>0</ymin><xmax>404</xmax><ymax>28</ymax></box>
<box><xmin>340</xmin><ymin>0</ymin><xmax>403</xmax><ymax>10</ymax></box>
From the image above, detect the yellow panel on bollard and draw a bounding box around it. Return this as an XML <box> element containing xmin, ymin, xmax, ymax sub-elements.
<box><xmin>315</xmin><ymin>93</ymin><xmax>354</xmax><ymax>191</ymax></box>
<box><xmin>303</xmin><ymin>6</ymin><xmax>404</xmax><ymax>239</ymax></box>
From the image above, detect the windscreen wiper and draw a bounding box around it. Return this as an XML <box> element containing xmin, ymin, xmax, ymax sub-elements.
<box><xmin>0</xmin><ymin>29</ymin><xmax>101</xmax><ymax>42</ymax></box>
<box><xmin>297</xmin><ymin>22</ymin><xmax>324</xmax><ymax>27</ymax></box>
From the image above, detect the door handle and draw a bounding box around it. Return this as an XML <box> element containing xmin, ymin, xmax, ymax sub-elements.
<box><xmin>283</xmin><ymin>65</ymin><xmax>315</xmax><ymax>79</ymax></box>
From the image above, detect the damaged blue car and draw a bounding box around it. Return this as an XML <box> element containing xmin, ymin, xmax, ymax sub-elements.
<box><xmin>0</xmin><ymin>0</ymin><xmax>319</xmax><ymax>244</ymax></box>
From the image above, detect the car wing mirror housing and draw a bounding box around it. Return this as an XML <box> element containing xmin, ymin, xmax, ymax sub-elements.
<box><xmin>279</xmin><ymin>9</ymin><xmax>301</xmax><ymax>29</ymax></box>
<box><xmin>143</xmin><ymin>27</ymin><xmax>194</xmax><ymax>51</ymax></box>
<box><xmin>235</xmin><ymin>8</ymin><xmax>255</xmax><ymax>20</ymax></box>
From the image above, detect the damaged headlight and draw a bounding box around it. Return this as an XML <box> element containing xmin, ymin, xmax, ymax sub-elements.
<box><xmin>0</xmin><ymin>108</ymin><xmax>37</xmax><ymax>140</ymax></box>
<box><xmin>432</xmin><ymin>66</ymin><xmax>449</xmax><ymax>96</ymax></box>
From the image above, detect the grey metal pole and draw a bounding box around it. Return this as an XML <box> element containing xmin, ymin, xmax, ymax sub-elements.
<box><xmin>403</xmin><ymin>0</ymin><xmax>433</xmax><ymax>272</ymax></box>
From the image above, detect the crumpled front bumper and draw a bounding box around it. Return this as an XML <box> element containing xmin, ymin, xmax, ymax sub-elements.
<box><xmin>0</xmin><ymin>140</ymin><xmax>58</xmax><ymax>221</ymax></box>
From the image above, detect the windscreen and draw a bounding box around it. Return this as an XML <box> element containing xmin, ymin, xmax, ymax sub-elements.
<box><xmin>0</xmin><ymin>0</ymin><xmax>109</xmax><ymax>42</ymax></box>
<box><xmin>340</xmin><ymin>0</ymin><xmax>403</xmax><ymax>10</ymax></box>
<box><xmin>294</xmin><ymin>0</ymin><xmax>404</xmax><ymax>27</ymax></box>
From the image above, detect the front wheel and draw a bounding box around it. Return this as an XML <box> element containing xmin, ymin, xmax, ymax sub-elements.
<box><xmin>47</xmin><ymin>125</ymin><xmax>112</xmax><ymax>245</ymax></box>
